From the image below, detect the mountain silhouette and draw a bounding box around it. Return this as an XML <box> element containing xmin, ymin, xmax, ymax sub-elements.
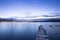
<box><xmin>0</xmin><ymin>17</ymin><xmax>60</xmax><ymax>22</ymax></box>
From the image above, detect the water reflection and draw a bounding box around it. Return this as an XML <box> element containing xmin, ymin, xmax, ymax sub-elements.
<box><xmin>0</xmin><ymin>22</ymin><xmax>60</xmax><ymax>40</ymax></box>
<box><xmin>0</xmin><ymin>22</ymin><xmax>39</xmax><ymax>40</ymax></box>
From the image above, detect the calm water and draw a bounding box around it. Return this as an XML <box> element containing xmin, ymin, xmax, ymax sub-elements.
<box><xmin>0</xmin><ymin>22</ymin><xmax>60</xmax><ymax>40</ymax></box>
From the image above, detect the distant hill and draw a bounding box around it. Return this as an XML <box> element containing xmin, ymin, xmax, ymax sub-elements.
<box><xmin>29</xmin><ymin>18</ymin><xmax>60</xmax><ymax>22</ymax></box>
<box><xmin>0</xmin><ymin>18</ymin><xmax>15</xmax><ymax>22</ymax></box>
<box><xmin>46</xmin><ymin>18</ymin><xmax>60</xmax><ymax>22</ymax></box>
<box><xmin>0</xmin><ymin>17</ymin><xmax>60</xmax><ymax>22</ymax></box>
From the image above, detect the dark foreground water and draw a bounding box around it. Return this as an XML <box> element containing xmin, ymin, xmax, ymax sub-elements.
<box><xmin>0</xmin><ymin>22</ymin><xmax>60</xmax><ymax>40</ymax></box>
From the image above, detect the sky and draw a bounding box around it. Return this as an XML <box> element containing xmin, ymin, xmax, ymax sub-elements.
<box><xmin>0</xmin><ymin>0</ymin><xmax>60</xmax><ymax>18</ymax></box>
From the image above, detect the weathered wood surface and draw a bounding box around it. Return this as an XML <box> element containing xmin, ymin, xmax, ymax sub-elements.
<box><xmin>35</xmin><ymin>25</ymin><xmax>49</xmax><ymax>40</ymax></box>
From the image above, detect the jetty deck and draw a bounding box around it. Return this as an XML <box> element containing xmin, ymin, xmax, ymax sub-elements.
<box><xmin>35</xmin><ymin>25</ymin><xmax>49</xmax><ymax>40</ymax></box>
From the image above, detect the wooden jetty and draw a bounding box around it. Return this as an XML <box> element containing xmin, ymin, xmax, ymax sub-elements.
<box><xmin>35</xmin><ymin>25</ymin><xmax>49</xmax><ymax>40</ymax></box>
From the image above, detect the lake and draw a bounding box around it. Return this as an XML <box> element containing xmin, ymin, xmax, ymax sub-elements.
<box><xmin>0</xmin><ymin>22</ymin><xmax>60</xmax><ymax>40</ymax></box>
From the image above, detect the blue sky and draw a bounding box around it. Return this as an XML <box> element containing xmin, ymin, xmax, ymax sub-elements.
<box><xmin>0</xmin><ymin>0</ymin><xmax>60</xmax><ymax>18</ymax></box>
